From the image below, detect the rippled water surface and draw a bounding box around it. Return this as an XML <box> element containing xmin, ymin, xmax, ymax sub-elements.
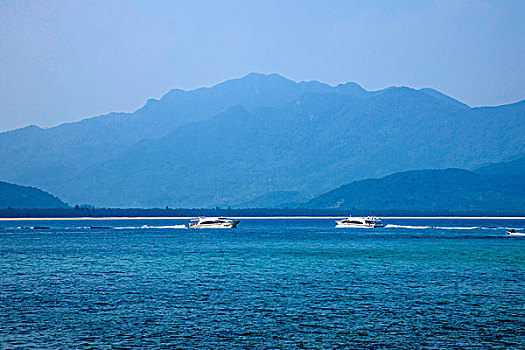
<box><xmin>1</xmin><ymin>219</ymin><xmax>524</xmax><ymax>349</ymax></box>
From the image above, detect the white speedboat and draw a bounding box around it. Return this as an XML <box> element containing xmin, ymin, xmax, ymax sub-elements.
<box><xmin>506</xmin><ymin>229</ymin><xmax>525</xmax><ymax>236</ymax></box>
<box><xmin>188</xmin><ymin>217</ymin><xmax>240</xmax><ymax>229</ymax></box>
<box><xmin>335</xmin><ymin>216</ymin><xmax>384</xmax><ymax>228</ymax></box>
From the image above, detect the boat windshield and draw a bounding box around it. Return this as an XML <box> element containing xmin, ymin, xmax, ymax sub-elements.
<box><xmin>342</xmin><ymin>220</ymin><xmax>364</xmax><ymax>224</ymax></box>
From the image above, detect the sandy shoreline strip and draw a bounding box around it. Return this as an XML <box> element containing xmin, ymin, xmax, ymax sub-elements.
<box><xmin>0</xmin><ymin>216</ymin><xmax>524</xmax><ymax>221</ymax></box>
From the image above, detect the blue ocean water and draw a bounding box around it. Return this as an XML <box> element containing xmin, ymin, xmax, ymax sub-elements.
<box><xmin>0</xmin><ymin>218</ymin><xmax>524</xmax><ymax>349</ymax></box>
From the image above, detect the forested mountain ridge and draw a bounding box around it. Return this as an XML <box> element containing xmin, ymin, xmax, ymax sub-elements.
<box><xmin>0</xmin><ymin>73</ymin><xmax>523</xmax><ymax>207</ymax></box>
<box><xmin>304</xmin><ymin>158</ymin><xmax>525</xmax><ymax>213</ymax></box>
<box><xmin>0</xmin><ymin>181</ymin><xmax>69</xmax><ymax>209</ymax></box>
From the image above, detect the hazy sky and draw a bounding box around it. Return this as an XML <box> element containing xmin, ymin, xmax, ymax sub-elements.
<box><xmin>1</xmin><ymin>0</ymin><xmax>524</xmax><ymax>132</ymax></box>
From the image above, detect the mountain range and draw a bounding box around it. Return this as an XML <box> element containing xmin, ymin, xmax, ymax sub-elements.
<box><xmin>0</xmin><ymin>73</ymin><xmax>523</xmax><ymax>207</ymax></box>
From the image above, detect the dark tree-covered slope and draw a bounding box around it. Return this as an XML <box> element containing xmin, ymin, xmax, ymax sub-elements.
<box><xmin>305</xmin><ymin>158</ymin><xmax>525</xmax><ymax>213</ymax></box>
<box><xmin>0</xmin><ymin>181</ymin><xmax>69</xmax><ymax>209</ymax></box>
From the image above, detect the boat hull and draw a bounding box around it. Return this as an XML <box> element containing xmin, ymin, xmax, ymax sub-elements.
<box><xmin>335</xmin><ymin>223</ymin><xmax>384</xmax><ymax>228</ymax></box>
<box><xmin>188</xmin><ymin>220</ymin><xmax>240</xmax><ymax>229</ymax></box>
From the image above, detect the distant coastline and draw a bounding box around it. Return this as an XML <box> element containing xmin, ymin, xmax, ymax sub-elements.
<box><xmin>1</xmin><ymin>207</ymin><xmax>524</xmax><ymax>220</ymax></box>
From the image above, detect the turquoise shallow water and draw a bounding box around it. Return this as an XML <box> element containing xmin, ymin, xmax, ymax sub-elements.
<box><xmin>0</xmin><ymin>219</ymin><xmax>524</xmax><ymax>349</ymax></box>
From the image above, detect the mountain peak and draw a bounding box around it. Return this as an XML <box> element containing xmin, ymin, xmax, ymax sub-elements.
<box><xmin>1</xmin><ymin>124</ymin><xmax>44</xmax><ymax>136</ymax></box>
<box><xmin>335</xmin><ymin>82</ymin><xmax>367</xmax><ymax>96</ymax></box>
<box><xmin>243</xmin><ymin>72</ymin><xmax>287</xmax><ymax>80</ymax></box>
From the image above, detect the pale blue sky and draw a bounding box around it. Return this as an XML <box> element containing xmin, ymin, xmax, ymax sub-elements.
<box><xmin>1</xmin><ymin>0</ymin><xmax>524</xmax><ymax>131</ymax></box>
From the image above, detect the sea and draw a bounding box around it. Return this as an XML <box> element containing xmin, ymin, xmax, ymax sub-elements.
<box><xmin>0</xmin><ymin>218</ymin><xmax>524</xmax><ymax>349</ymax></box>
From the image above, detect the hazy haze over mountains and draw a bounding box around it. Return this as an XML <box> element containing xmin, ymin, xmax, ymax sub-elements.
<box><xmin>0</xmin><ymin>73</ymin><xmax>523</xmax><ymax>208</ymax></box>
<box><xmin>2</xmin><ymin>1</ymin><xmax>524</xmax><ymax>132</ymax></box>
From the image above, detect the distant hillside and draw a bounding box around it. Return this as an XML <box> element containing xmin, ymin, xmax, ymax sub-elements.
<box><xmin>0</xmin><ymin>73</ymin><xmax>523</xmax><ymax>207</ymax></box>
<box><xmin>233</xmin><ymin>191</ymin><xmax>309</xmax><ymax>209</ymax></box>
<box><xmin>475</xmin><ymin>157</ymin><xmax>525</xmax><ymax>179</ymax></box>
<box><xmin>0</xmin><ymin>181</ymin><xmax>69</xmax><ymax>209</ymax></box>
<box><xmin>305</xmin><ymin>158</ymin><xmax>525</xmax><ymax>213</ymax></box>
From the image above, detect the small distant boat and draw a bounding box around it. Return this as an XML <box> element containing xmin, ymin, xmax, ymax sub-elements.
<box><xmin>335</xmin><ymin>215</ymin><xmax>384</xmax><ymax>228</ymax></box>
<box><xmin>506</xmin><ymin>229</ymin><xmax>525</xmax><ymax>236</ymax></box>
<box><xmin>188</xmin><ymin>217</ymin><xmax>240</xmax><ymax>229</ymax></box>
